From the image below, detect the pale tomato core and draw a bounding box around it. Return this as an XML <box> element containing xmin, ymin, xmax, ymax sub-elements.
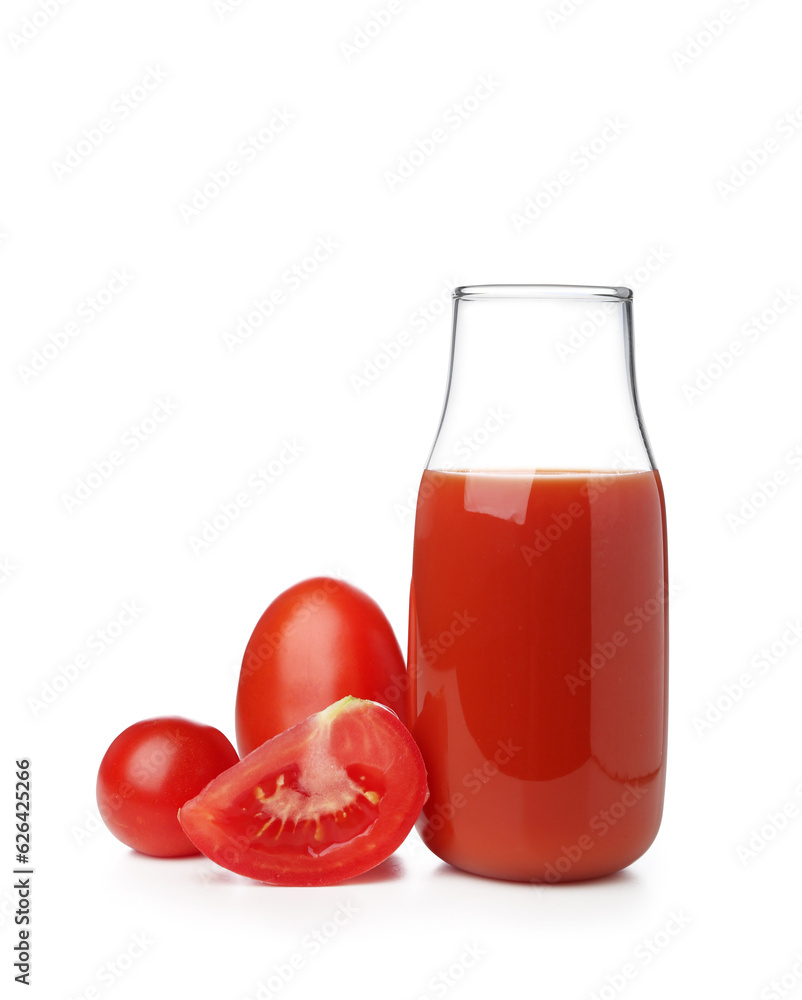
<box><xmin>227</xmin><ymin>700</ymin><xmax>387</xmax><ymax>856</ymax></box>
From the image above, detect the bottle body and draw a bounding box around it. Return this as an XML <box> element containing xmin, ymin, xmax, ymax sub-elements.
<box><xmin>407</xmin><ymin>286</ymin><xmax>667</xmax><ymax>882</ymax></box>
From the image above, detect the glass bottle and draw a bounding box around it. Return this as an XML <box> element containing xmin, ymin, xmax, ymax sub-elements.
<box><xmin>408</xmin><ymin>285</ymin><xmax>668</xmax><ymax>882</ymax></box>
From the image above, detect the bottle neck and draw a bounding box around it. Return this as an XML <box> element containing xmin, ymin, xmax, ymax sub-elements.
<box><xmin>427</xmin><ymin>293</ymin><xmax>655</xmax><ymax>474</ymax></box>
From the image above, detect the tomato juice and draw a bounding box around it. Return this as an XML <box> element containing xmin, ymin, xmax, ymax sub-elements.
<box><xmin>408</xmin><ymin>468</ymin><xmax>667</xmax><ymax>882</ymax></box>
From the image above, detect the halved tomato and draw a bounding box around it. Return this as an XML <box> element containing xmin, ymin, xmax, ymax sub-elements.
<box><xmin>179</xmin><ymin>697</ymin><xmax>427</xmax><ymax>886</ymax></box>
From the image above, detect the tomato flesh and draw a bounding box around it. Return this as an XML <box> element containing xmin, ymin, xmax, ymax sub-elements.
<box><xmin>179</xmin><ymin>697</ymin><xmax>427</xmax><ymax>885</ymax></box>
<box><xmin>229</xmin><ymin>760</ymin><xmax>384</xmax><ymax>854</ymax></box>
<box><xmin>235</xmin><ymin>578</ymin><xmax>407</xmax><ymax>757</ymax></box>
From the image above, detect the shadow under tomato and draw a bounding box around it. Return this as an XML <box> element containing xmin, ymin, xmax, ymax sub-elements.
<box><xmin>214</xmin><ymin>853</ymin><xmax>408</xmax><ymax>889</ymax></box>
<box><xmin>118</xmin><ymin>845</ymin><xmax>407</xmax><ymax>887</ymax></box>
<box><xmin>112</xmin><ymin>847</ymin><xmax>228</xmax><ymax>888</ymax></box>
<box><xmin>337</xmin><ymin>854</ymin><xmax>406</xmax><ymax>885</ymax></box>
<box><xmin>250</xmin><ymin>854</ymin><xmax>407</xmax><ymax>888</ymax></box>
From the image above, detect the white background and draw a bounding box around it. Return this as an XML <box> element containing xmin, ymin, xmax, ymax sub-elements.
<box><xmin>3</xmin><ymin>0</ymin><xmax>802</xmax><ymax>997</ymax></box>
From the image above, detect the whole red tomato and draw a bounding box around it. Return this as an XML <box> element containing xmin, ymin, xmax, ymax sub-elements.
<box><xmin>97</xmin><ymin>717</ymin><xmax>239</xmax><ymax>857</ymax></box>
<box><xmin>235</xmin><ymin>578</ymin><xmax>407</xmax><ymax>756</ymax></box>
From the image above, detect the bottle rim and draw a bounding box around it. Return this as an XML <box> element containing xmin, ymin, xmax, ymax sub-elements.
<box><xmin>454</xmin><ymin>284</ymin><xmax>632</xmax><ymax>302</ymax></box>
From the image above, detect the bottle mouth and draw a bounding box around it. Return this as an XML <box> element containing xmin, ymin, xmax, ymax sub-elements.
<box><xmin>454</xmin><ymin>284</ymin><xmax>632</xmax><ymax>302</ymax></box>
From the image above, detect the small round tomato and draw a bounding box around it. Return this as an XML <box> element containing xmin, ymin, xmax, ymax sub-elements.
<box><xmin>180</xmin><ymin>697</ymin><xmax>427</xmax><ymax>886</ymax></box>
<box><xmin>235</xmin><ymin>578</ymin><xmax>407</xmax><ymax>757</ymax></box>
<box><xmin>97</xmin><ymin>717</ymin><xmax>239</xmax><ymax>857</ymax></box>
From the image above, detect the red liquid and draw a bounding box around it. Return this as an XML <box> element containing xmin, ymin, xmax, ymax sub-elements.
<box><xmin>408</xmin><ymin>469</ymin><xmax>667</xmax><ymax>882</ymax></box>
